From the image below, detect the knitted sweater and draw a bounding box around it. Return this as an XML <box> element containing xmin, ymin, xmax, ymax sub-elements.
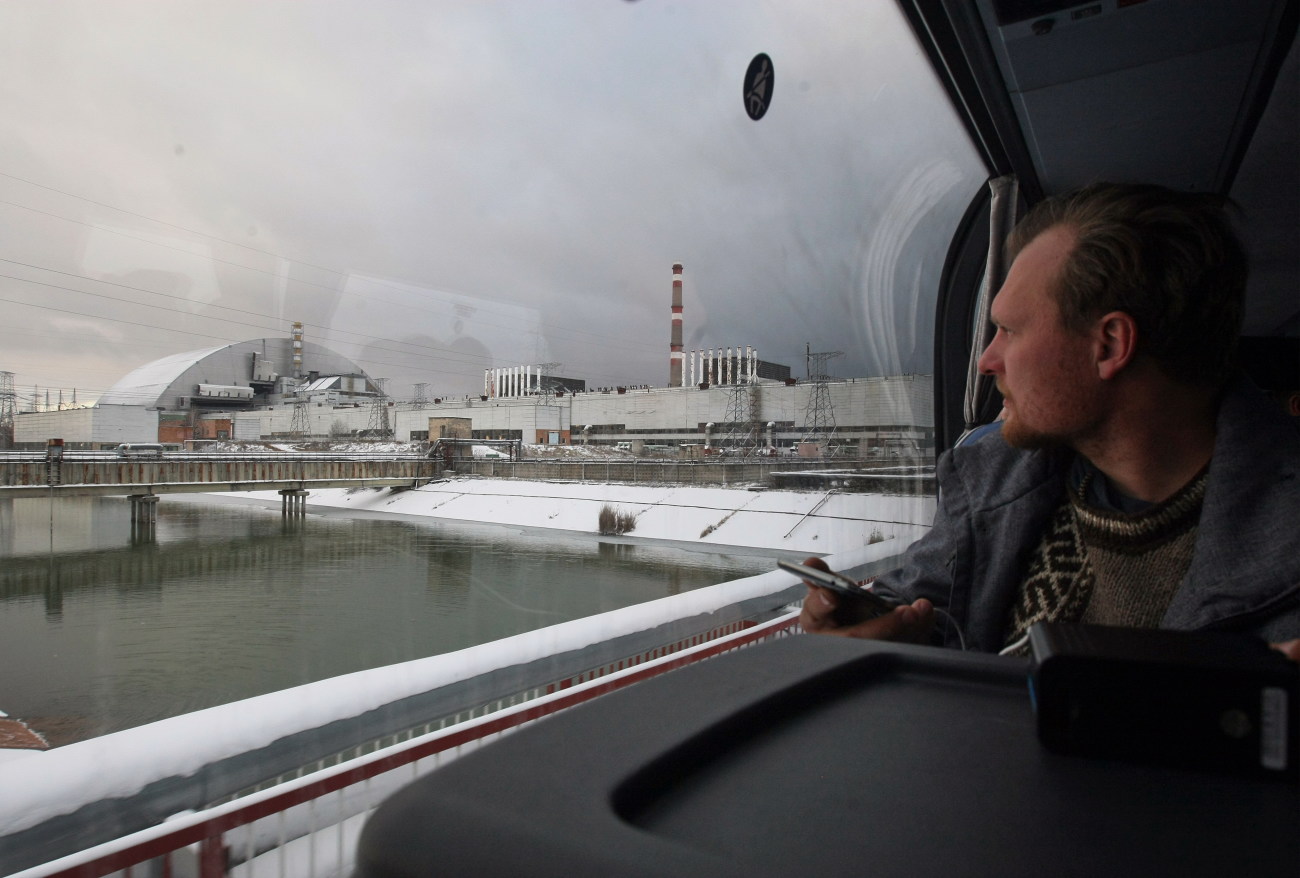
<box><xmin>871</xmin><ymin>377</ymin><xmax>1300</xmax><ymax>651</ymax></box>
<box><xmin>1003</xmin><ymin>468</ymin><xmax>1208</xmax><ymax>650</ymax></box>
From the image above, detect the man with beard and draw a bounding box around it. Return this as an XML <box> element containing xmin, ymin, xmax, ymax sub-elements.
<box><xmin>800</xmin><ymin>183</ymin><xmax>1300</xmax><ymax>656</ymax></box>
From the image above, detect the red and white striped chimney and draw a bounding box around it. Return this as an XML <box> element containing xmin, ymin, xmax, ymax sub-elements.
<box><xmin>670</xmin><ymin>263</ymin><xmax>684</xmax><ymax>387</ymax></box>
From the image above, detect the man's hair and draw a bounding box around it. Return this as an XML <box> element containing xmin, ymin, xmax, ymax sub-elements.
<box><xmin>1006</xmin><ymin>182</ymin><xmax>1247</xmax><ymax>387</ymax></box>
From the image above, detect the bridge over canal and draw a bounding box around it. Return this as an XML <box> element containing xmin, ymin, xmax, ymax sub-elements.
<box><xmin>0</xmin><ymin>451</ymin><xmax>439</xmax><ymax>535</ymax></box>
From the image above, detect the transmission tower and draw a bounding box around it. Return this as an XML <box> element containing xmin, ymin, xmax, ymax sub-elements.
<box><xmin>0</xmin><ymin>371</ymin><xmax>16</xmax><ymax>449</ymax></box>
<box><xmin>412</xmin><ymin>383</ymin><xmax>429</xmax><ymax>408</ymax></box>
<box><xmin>718</xmin><ymin>379</ymin><xmax>760</xmax><ymax>455</ymax></box>
<box><xmin>800</xmin><ymin>346</ymin><xmax>842</xmax><ymax>454</ymax></box>
<box><xmin>367</xmin><ymin>378</ymin><xmax>392</xmax><ymax>439</ymax></box>
<box><xmin>289</xmin><ymin>399</ymin><xmax>310</xmax><ymax>439</ymax></box>
<box><xmin>535</xmin><ymin>362</ymin><xmax>562</xmax><ymax>401</ymax></box>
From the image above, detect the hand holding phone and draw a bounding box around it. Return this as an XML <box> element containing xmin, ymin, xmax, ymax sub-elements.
<box><xmin>778</xmin><ymin>559</ymin><xmax>899</xmax><ymax>626</ymax></box>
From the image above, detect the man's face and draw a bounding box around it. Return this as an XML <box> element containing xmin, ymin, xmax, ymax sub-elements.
<box><xmin>978</xmin><ymin>225</ymin><xmax>1104</xmax><ymax>449</ymax></box>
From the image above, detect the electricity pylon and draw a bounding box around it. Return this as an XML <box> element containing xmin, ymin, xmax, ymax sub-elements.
<box><xmin>367</xmin><ymin>378</ymin><xmax>393</xmax><ymax>439</ymax></box>
<box><xmin>800</xmin><ymin>346</ymin><xmax>842</xmax><ymax>455</ymax></box>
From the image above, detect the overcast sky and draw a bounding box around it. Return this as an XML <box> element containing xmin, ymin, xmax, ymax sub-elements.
<box><xmin>0</xmin><ymin>0</ymin><xmax>984</xmax><ymax>405</ymax></box>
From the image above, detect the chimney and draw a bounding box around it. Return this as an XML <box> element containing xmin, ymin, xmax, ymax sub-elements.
<box><xmin>670</xmin><ymin>263</ymin><xmax>684</xmax><ymax>387</ymax></box>
<box><xmin>292</xmin><ymin>321</ymin><xmax>304</xmax><ymax>379</ymax></box>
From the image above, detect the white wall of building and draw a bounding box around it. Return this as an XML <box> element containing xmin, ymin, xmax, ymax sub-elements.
<box><xmin>212</xmin><ymin>376</ymin><xmax>933</xmax><ymax>447</ymax></box>
<box><xmin>93</xmin><ymin>405</ymin><xmax>162</xmax><ymax>444</ymax></box>
<box><xmin>14</xmin><ymin>408</ymin><xmax>94</xmax><ymax>444</ymax></box>
<box><xmin>13</xmin><ymin>405</ymin><xmax>159</xmax><ymax>446</ymax></box>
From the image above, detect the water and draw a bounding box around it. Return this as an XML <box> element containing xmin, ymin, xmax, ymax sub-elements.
<box><xmin>0</xmin><ymin>495</ymin><xmax>776</xmax><ymax>745</ymax></box>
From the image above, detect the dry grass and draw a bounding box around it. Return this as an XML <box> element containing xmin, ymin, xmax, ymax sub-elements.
<box><xmin>598</xmin><ymin>504</ymin><xmax>637</xmax><ymax>535</ymax></box>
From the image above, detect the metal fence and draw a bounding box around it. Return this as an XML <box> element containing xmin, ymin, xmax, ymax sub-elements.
<box><xmin>456</xmin><ymin>457</ymin><xmax>934</xmax><ymax>490</ymax></box>
<box><xmin>1</xmin><ymin>565</ymin><xmax>813</xmax><ymax>876</ymax></box>
<box><xmin>0</xmin><ymin>453</ymin><xmax>437</xmax><ymax>496</ymax></box>
<box><xmin>15</xmin><ymin>611</ymin><xmax>803</xmax><ymax>878</ymax></box>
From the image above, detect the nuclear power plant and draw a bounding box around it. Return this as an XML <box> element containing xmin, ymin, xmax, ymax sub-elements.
<box><xmin>9</xmin><ymin>263</ymin><xmax>931</xmax><ymax>455</ymax></box>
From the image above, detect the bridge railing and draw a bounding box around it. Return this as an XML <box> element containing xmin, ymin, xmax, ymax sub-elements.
<box><xmin>0</xmin><ymin>452</ymin><xmax>432</xmax><ymax>461</ymax></box>
<box><xmin>0</xmin><ymin>453</ymin><xmax>437</xmax><ymax>490</ymax></box>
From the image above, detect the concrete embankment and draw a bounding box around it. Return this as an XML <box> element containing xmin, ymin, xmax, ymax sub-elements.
<box><xmin>223</xmin><ymin>477</ymin><xmax>936</xmax><ymax>556</ymax></box>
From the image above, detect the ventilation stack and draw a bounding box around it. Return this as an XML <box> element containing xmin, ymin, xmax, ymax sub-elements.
<box><xmin>291</xmin><ymin>322</ymin><xmax>304</xmax><ymax>379</ymax></box>
<box><xmin>670</xmin><ymin>263</ymin><xmax>684</xmax><ymax>387</ymax></box>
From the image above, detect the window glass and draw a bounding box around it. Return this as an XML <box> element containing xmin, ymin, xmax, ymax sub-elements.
<box><xmin>1</xmin><ymin>1</ymin><xmax>982</xmax><ymax>405</ymax></box>
<box><xmin>0</xmin><ymin>1</ymin><xmax>983</xmax><ymax>860</ymax></box>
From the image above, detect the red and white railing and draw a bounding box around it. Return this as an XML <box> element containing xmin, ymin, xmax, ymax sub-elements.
<box><xmin>14</xmin><ymin>611</ymin><xmax>803</xmax><ymax>878</ymax></box>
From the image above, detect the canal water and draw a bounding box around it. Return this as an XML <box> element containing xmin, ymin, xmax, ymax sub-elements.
<box><xmin>0</xmin><ymin>495</ymin><xmax>777</xmax><ymax>746</ymax></box>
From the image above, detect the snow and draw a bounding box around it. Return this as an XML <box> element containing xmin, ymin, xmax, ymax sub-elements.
<box><xmin>0</xmin><ymin>467</ymin><xmax>933</xmax><ymax>845</ymax></box>
<box><xmin>220</xmin><ymin>477</ymin><xmax>935</xmax><ymax>556</ymax></box>
<box><xmin>0</xmin><ymin>536</ymin><xmax>909</xmax><ymax>837</ymax></box>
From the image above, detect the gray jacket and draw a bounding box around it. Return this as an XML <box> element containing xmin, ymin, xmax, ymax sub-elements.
<box><xmin>874</xmin><ymin>379</ymin><xmax>1300</xmax><ymax>651</ymax></box>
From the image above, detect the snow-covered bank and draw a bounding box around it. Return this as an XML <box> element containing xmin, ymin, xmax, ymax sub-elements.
<box><xmin>220</xmin><ymin>478</ymin><xmax>936</xmax><ymax>556</ymax></box>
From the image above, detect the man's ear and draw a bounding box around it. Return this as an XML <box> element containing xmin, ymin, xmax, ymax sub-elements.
<box><xmin>1094</xmin><ymin>311</ymin><xmax>1138</xmax><ymax>380</ymax></box>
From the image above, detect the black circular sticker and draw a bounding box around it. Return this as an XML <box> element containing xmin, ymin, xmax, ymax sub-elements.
<box><xmin>743</xmin><ymin>53</ymin><xmax>774</xmax><ymax>121</ymax></box>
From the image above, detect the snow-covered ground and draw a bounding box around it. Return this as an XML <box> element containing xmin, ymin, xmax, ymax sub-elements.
<box><xmin>195</xmin><ymin>441</ymin><xmax>937</xmax><ymax>554</ymax></box>
<box><xmin>220</xmin><ymin>477</ymin><xmax>936</xmax><ymax>556</ymax></box>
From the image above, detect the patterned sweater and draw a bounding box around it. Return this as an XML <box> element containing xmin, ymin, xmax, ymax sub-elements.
<box><xmin>871</xmin><ymin>378</ymin><xmax>1300</xmax><ymax>651</ymax></box>
<box><xmin>1004</xmin><ymin>466</ymin><xmax>1208</xmax><ymax>650</ymax></box>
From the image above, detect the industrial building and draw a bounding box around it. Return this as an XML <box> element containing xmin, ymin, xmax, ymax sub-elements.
<box><xmin>211</xmin><ymin>373</ymin><xmax>933</xmax><ymax>456</ymax></box>
<box><xmin>10</xmin><ymin>405</ymin><xmax>159</xmax><ymax>450</ymax></box>
<box><xmin>94</xmin><ymin>329</ymin><xmax>379</xmax><ymax>412</ymax></box>
<box><xmin>12</xmin><ymin>266</ymin><xmax>929</xmax><ymax>454</ymax></box>
<box><xmin>11</xmin><ymin>330</ymin><xmax>381</xmax><ymax>448</ymax></box>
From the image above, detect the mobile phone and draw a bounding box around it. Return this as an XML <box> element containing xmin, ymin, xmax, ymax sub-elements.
<box><xmin>778</xmin><ymin>559</ymin><xmax>898</xmax><ymax>624</ymax></box>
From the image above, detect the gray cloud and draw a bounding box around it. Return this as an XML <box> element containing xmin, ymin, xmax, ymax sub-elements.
<box><xmin>0</xmin><ymin>0</ymin><xmax>984</xmax><ymax>402</ymax></box>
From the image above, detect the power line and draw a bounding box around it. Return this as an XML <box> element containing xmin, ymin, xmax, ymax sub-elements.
<box><xmin>0</xmin><ymin>283</ymin><xmax>523</xmax><ymax>384</ymax></box>
<box><xmin>0</xmin><ymin>174</ymin><xmax>677</xmax><ymax>390</ymax></box>
<box><xmin>0</xmin><ymin>184</ymin><xmax>664</xmax><ymax>357</ymax></box>
<box><xmin>0</xmin><ymin>261</ymin><xmax>505</xmax><ymax>371</ymax></box>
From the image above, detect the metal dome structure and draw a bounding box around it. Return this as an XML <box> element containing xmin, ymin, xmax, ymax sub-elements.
<box><xmin>96</xmin><ymin>338</ymin><xmax>377</xmax><ymax>411</ymax></box>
